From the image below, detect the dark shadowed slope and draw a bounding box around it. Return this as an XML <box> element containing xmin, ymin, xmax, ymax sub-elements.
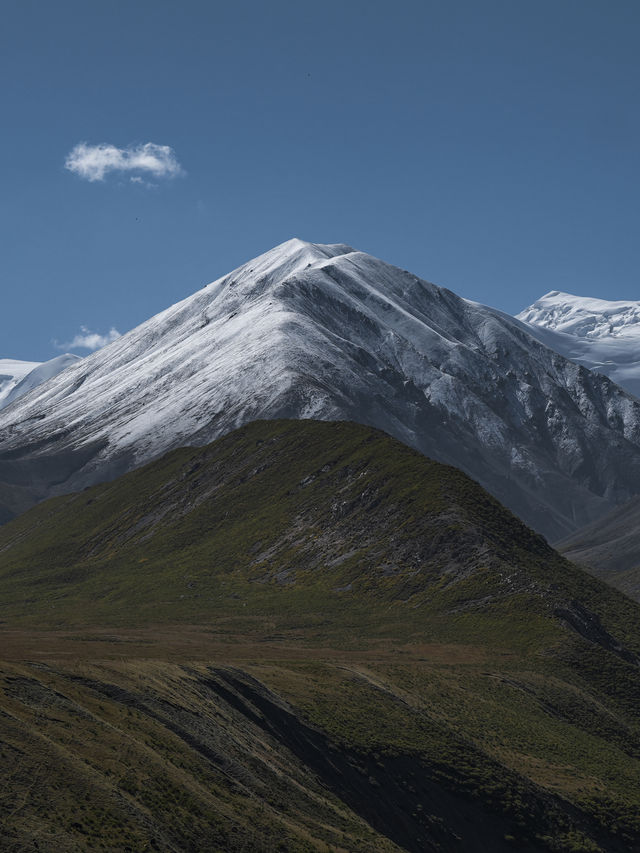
<box><xmin>558</xmin><ymin>496</ymin><xmax>640</xmax><ymax>602</ymax></box>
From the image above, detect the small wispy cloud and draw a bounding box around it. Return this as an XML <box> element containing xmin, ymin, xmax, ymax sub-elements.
<box><xmin>56</xmin><ymin>326</ymin><xmax>122</xmax><ymax>352</ymax></box>
<box><xmin>65</xmin><ymin>142</ymin><xmax>184</xmax><ymax>183</ymax></box>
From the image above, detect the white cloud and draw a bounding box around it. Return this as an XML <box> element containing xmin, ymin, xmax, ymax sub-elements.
<box><xmin>65</xmin><ymin>142</ymin><xmax>184</xmax><ymax>182</ymax></box>
<box><xmin>57</xmin><ymin>326</ymin><xmax>122</xmax><ymax>351</ymax></box>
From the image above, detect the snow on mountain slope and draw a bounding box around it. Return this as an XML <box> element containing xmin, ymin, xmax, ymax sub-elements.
<box><xmin>0</xmin><ymin>353</ymin><xmax>81</xmax><ymax>409</ymax></box>
<box><xmin>0</xmin><ymin>354</ymin><xmax>81</xmax><ymax>410</ymax></box>
<box><xmin>0</xmin><ymin>359</ymin><xmax>40</xmax><ymax>408</ymax></box>
<box><xmin>517</xmin><ymin>291</ymin><xmax>640</xmax><ymax>397</ymax></box>
<box><xmin>3</xmin><ymin>239</ymin><xmax>640</xmax><ymax>540</ymax></box>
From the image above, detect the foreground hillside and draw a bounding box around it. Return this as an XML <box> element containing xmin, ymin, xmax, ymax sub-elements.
<box><xmin>3</xmin><ymin>420</ymin><xmax>640</xmax><ymax>851</ymax></box>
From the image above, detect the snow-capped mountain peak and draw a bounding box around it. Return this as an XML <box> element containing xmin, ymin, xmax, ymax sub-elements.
<box><xmin>0</xmin><ymin>359</ymin><xmax>40</xmax><ymax>407</ymax></box>
<box><xmin>518</xmin><ymin>291</ymin><xmax>640</xmax><ymax>339</ymax></box>
<box><xmin>517</xmin><ymin>291</ymin><xmax>640</xmax><ymax>396</ymax></box>
<box><xmin>0</xmin><ymin>353</ymin><xmax>81</xmax><ymax>409</ymax></box>
<box><xmin>212</xmin><ymin>238</ymin><xmax>356</xmax><ymax>293</ymax></box>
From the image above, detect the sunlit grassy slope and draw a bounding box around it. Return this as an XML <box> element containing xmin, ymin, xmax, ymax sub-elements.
<box><xmin>2</xmin><ymin>419</ymin><xmax>640</xmax><ymax>852</ymax></box>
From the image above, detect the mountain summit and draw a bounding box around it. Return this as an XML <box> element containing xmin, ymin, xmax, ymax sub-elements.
<box><xmin>517</xmin><ymin>291</ymin><xmax>640</xmax><ymax>397</ymax></box>
<box><xmin>2</xmin><ymin>239</ymin><xmax>640</xmax><ymax>539</ymax></box>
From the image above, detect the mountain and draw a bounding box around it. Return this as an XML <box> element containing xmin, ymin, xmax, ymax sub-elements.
<box><xmin>2</xmin><ymin>239</ymin><xmax>640</xmax><ymax>540</ymax></box>
<box><xmin>3</xmin><ymin>419</ymin><xmax>640</xmax><ymax>851</ymax></box>
<box><xmin>0</xmin><ymin>352</ymin><xmax>80</xmax><ymax>409</ymax></box>
<box><xmin>558</xmin><ymin>496</ymin><xmax>640</xmax><ymax>601</ymax></box>
<box><xmin>0</xmin><ymin>358</ymin><xmax>40</xmax><ymax>405</ymax></box>
<box><xmin>517</xmin><ymin>291</ymin><xmax>640</xmax><ymax>398</ymax></box>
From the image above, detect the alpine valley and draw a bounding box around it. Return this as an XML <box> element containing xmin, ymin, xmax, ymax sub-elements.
<box><xmin>2</xmin><ymin>239</ymin><xmax>640</xmax><ymax>541</ymax></box>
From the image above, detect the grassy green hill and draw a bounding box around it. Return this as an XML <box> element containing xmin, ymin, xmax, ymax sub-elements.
<box><xmin>3</xmin><ymin>419</ymin><xmax>640</xmax><ymax>851</ymax></box>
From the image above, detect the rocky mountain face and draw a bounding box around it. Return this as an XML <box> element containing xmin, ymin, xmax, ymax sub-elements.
<box><xmin>517</xmin><ymin>291</ymin><xmax>640</xmax><ymax>398</ymax></box>
<box><xmin>2</xmin><ymin>239</ymin><xmax>640</xmax><ymax>540</ymax></box>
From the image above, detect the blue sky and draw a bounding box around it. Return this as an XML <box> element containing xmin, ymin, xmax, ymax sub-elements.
<box><xmin>2</xmin><ymin>0</ymin><xmax>640</xmax><ymax>361</ymax></box>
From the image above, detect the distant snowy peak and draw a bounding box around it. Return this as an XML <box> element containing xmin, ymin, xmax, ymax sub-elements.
<box><xmin>518</xmin><ymin>291</ymin><xmax>640</xmax><ymax>339</ymax></box>
<box><xmin>517</xmin><ymin>291</ymin><xmax>640</xmax><ymax>398</ymax></box>
<box><xmin>0</xmin><ymin>359</ymin><xmax>40</xmax><ymax>407</ymax></box>
<box><xmin>0</xmin><ymin>354</ymin><xmax>81</xmax><ymax>410</ymax></box>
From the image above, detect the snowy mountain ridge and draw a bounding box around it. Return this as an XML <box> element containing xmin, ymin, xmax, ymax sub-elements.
<box><xmin>0</xmin><ymin>360</ymin><xmax>40</xmax><ymax>406</ymax></box>
<box><xmin>0</xmin><ymin>354</ymin><xmax>80</xmax><ymax>409</ymax></box>
<box><xmin>517</xmin><ymin>291</ymin><xmax>640</xmax><ymax>397</ymax></box>
<box><xmin>3</xmin><ymin>239</ymin><xmax>640</xmax><ymax>540</ymax></box>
